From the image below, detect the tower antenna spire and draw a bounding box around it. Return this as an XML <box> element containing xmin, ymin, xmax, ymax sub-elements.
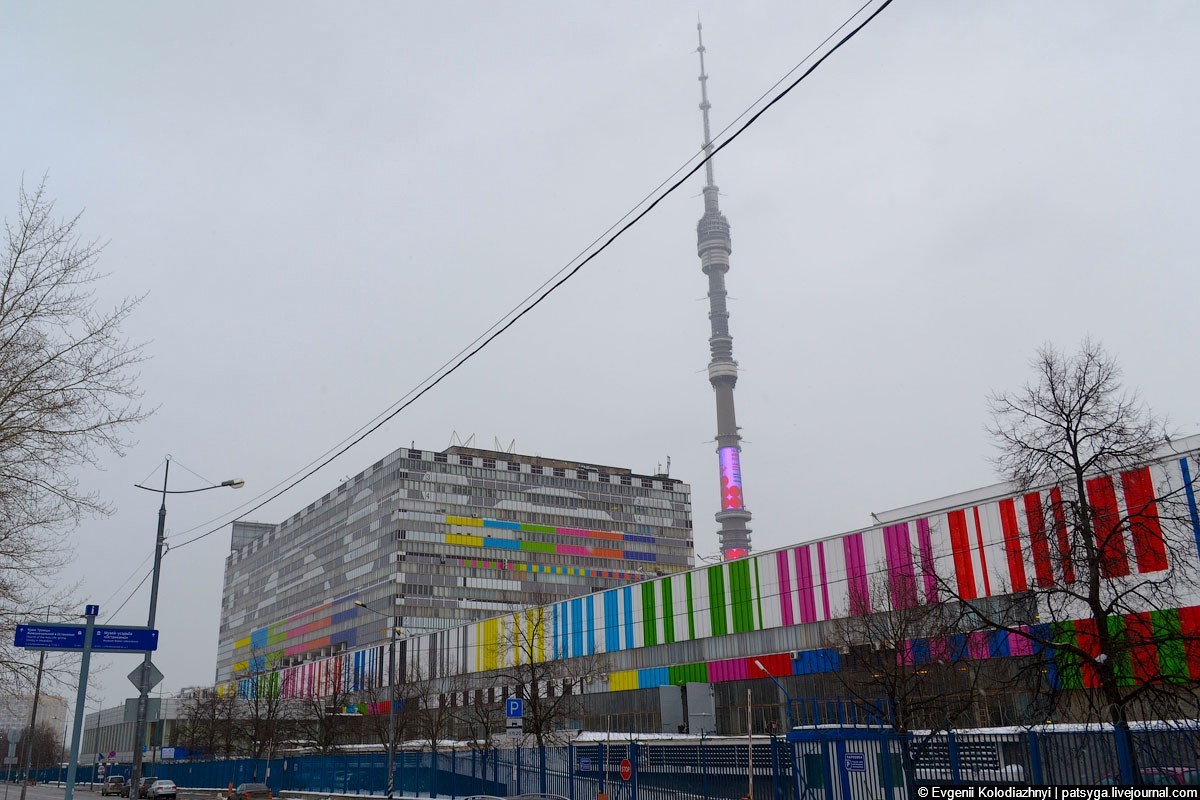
<box><xmin>693</xmin><ymin>23</ymin><xmax>752</xmax><ymax>560</ymax></box>
<box><xmin>696</xmin><ymin>20</ymin><xmax>716</xmax><ymax>189</ymax></box>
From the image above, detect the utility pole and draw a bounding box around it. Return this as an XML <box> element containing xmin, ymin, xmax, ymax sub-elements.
<box><xmin>17</xmin><ymin>650</ymin><xmax>45</xmax><ymax>800</ymax></box>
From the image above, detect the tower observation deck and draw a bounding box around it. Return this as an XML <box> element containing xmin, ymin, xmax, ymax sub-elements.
<box><xmin>695</xmin><ymin>23</ymin><xmax>752</xmax><ymax>560</ymax></box>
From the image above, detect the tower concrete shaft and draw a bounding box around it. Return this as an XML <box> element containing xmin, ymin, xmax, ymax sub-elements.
<box><xmin>696</xmin><ymin>23</ymin><xmax>751</xmax><ymax>559</ymax></box>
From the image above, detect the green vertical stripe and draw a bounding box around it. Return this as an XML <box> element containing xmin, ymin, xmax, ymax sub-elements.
<box><xmin>662</xmin><ymin>577</ymin><xmax>675</xmax><ymax>644</ymax></box>
<box><xmin>1107</xmin><ymin>615</ymin><xmax>1133</xmax><ymax>686</ymax></box>
<box><xmin>686</xmin><ymin>572</ymin><xmax>696</xmax><ymax>640</ymax></box>
<box><xmin>707</xmin><ymin>565</ymin><xmax>728</xmax><ymax>637</ymax></box>
<box><xmin>641</xmin><ymin>581</ymin><xmax>658</xmax><ymax>647</ymax></box>
<box><xmin>754</xmin><ymin>557</ymin><xmax>764</xmax><ymax>630</ymax></box>
<box><xmin>730</xmin><ymin>559</ymin><xmax>754</xmax><ymax>633</ymax></box>
<box><xmin>1054</xmin><ymin>621</ymin><xmax>1082</xmax><ymax>690</ymax></box>
<box><xmin>1153</xmin><ymin>609</ymin><xmax>1187</xmax><ymax>682</ymax></box>
<box><xmin>668</xmin><ymin>662</ymin><xmax>709</xmax><ymax>685</ymax></box>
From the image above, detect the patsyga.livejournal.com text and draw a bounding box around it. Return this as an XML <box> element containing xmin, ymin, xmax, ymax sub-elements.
<box><xmin>920</xmin><ymin>786</ymin><xmax>1200</xmax><ymax>799</ymax></box>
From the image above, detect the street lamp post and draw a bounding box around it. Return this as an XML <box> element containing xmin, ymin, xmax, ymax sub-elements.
<box><xmin>753</xmin><ymin>660</ymin><xmax>796</xmax><ymax>731</ymax></box>
<box><xmin>355</xmin><ymin>601</ymin><xmax>399</xmax><ymax>800</ymax></box>
<box><xmin>129</xmin><ymin>459</ymin><xmax>242</xmax><ymax>795</ymax></box>
<box><xmin>755</xmin><ymin>660</ymin><xmax>802</xmax><ymax>800</ymax></box>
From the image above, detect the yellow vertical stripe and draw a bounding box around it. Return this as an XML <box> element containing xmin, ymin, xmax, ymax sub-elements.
<box><xmin>481</xmin><ymin>617</ymin><xmax>500</xmax><ymax>672</ymax></box>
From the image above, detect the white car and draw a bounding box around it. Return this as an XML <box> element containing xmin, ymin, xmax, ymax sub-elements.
<box><xmin>147</xmin><ymin>780</ymin><xmax>177</xmax><ymax>800</ymax></box>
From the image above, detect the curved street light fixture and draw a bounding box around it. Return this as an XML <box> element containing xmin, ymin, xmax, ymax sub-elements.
<box><xmin>754</xmin><ymin>659</ymin><xmax>797</xmax><ymax>731</ymax></box>
<box><xmin>128</xmin><ymin>458</ymin><xmax>243</xmax><ymax>796</ymax></box>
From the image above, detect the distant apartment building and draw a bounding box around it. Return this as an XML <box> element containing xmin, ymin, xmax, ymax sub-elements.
<box><xmin>215</xmin><ymin>445</ymin><xmax>693</xmax><ymax>681</ymax></box>
<box><xmin>0</xmin><ymin>694</ymin><xmax>68</xmax><ymax>737</ymax></box>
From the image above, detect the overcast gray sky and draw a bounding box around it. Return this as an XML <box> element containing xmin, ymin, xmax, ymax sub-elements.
<box><xmin>4</xmin><ymin>2</ymin><xmax>1198</xmax><ymax>713</ymax></box>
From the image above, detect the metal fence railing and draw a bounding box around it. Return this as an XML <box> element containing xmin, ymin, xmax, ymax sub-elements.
<box><xmin>31</xmin><ymin>722</ymin><xmax>1200</xmax><ymax>800</ymax></box>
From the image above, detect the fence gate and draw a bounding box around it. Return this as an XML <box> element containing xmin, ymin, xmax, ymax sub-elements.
<box><xmin>788</xmin><ymin>728</ymin><xmax>906</xmax><ymax>800</ymax></box>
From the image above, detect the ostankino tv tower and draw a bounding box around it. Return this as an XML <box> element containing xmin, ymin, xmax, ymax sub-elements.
<box><xmin>695</xmin><ymin>23</ymin><xmax>752</xmax><ymax>560</ymax></box>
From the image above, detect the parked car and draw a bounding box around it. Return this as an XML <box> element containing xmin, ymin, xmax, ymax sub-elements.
<box><xmin>1096</xmin><ymin>768</ymin><xmax>1200</xmax><ymax>786</ymax></box>
<box><xmin>130</xmin><ymin>776</ymin><xmax>157</xmax><ymax>798</ymax></box>
<box><xmin>228</xmin><ymin>782</ymin><xmax>272</xmax><ymax>800</ymax></box>
<box><xmin>146</xmin><ymin>779</ymin><xmax>177</xmax><ymax>800</ymax></box>
<box><xmin>101</xmin><ymin>776</ymin><xmax>127</xmax><ymax>797</ymax></box>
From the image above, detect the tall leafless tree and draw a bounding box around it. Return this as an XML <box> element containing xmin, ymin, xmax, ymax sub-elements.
<box><xmin>940</xmin><ymin>340</ymin><xmax>1200</xmax><ymax>770</ymax></box>
<box><xmin>0</xmin><ymin>179</ymin><xmax>147</xmax><ymax>690</ymax></box>
<box><xmin>232</xmin><ymin>662</ymin><xmax>293</xmax><ymax>761</ymax></box>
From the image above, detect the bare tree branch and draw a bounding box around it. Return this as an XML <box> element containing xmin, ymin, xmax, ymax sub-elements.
<box><xmin>0</xmin><ymin>178</ymin><xmax>149</xmax><ymax>691</ymax></box>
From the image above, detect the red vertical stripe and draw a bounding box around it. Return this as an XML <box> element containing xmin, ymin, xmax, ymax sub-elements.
<box><xmin>947</xmin><ymin>510</ymin><xmax>977</xmax><ymax>600</ymax></box>
<box><xmin>1050</xmin><ymin>488</ymin><xmax>1076</xmax><ymax>584</ymax></box>
<box><xmin>1120</xmin><ymin>467</ymin><xmax>1168</xmax><ymax>572</ymax></box>
<box><xmin>1125</xmin><ymin>612</ymin><xmax>1159</xmax><ymax>685</ymax></box>
<box><xmin>973</xmin><ymin>507</ymin><xmax>992</xmax><ymax>596</ymax></box>
<box><xmin>998</xmin><ymin>499</ymin><xmax>1028</xmax><ymax>593</ymax></box>
<box><xmin>1074</xmin><ymin>618</ymin><xmax>1102</xmax><ymax>689</ymax></box>
<box><xmin>1024</xmin><ymin>493</ymin><xmax>1054</xmax><ymax>587</ymax></box>
<box><xmin>1087</xmin><ymin>476</ymin><xmax>1130</xmax><ymax>578</ymax></box>
<box><xmin>1179</xmin><ymin>606</ymin><xmax>1200</xmax><ymax>681</ymax></box>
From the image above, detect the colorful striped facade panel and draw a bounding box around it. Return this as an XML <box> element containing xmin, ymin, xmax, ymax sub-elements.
<box><xmin>230</xmin><ymin>453</ymin><xmax>1200</xmax><ymax>706</ymax></box>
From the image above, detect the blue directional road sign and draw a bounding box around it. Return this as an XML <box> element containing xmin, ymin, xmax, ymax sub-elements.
<box><xmin>14</xmin><ymin>624</ymin><xmax>157</xmax><ymax>652</ymax></box>
<box><xmin>506</xmin><ymin>698</ymin><xmax>524</xmax><ymax>718</ymax></box>
<box><xmin>15</xmin><ymin>624</ymin><xmax>86</xmax><ymax>650</ymax></box>
<box><xmin>92</xmin><ymin>627</ymin><xmax>158</xmax><ymax>651</ymax></box>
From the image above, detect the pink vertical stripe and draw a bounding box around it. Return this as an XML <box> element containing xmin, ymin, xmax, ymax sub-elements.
<box><xmin>885</xmin><ymin>523</ymin><xmax>916</xmax><ymax>608</ymax></box>
<box><xmin>817</xmin><ymin>542</ymin><xmax>831</xmax><ymax>620</ymax></box>
<box><xmin>776</xmin><ymin>550</ymin><xmax>794</xmax><ymax>626</ymax></box>
<box><xmin>844</xmin><ymin>533</ymin><xmax>869</xmax><ymax>615</ymax></box>
<box><xmin>795</xmin><ymin>546</ymin><xmax>817</xmax><ymax>624</ymax></box>
<box><xmin>917</xmin><ymin>518</ymin><xmax>938</xmax><ymax>603</ymax></box>
<box><xmin>1008</xmin><ymin>627</ymin><xmax>1034</xmax><ymax>657</ymax></box>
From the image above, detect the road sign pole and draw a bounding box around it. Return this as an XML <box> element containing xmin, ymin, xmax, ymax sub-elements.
<box><xmin>63</xmin><ymin>605</ymin><xmax>98</xmax><ymax>800</ymax></box>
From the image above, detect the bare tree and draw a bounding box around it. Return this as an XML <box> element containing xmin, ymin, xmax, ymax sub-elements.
<box><xmin>178</xmin><ymin>686</ymin><xmax>240</xmax><ymax>760</ymax></box>
<box><xmin>941</xmin><ymin>340</ymin><xmax>1200</xmax><ymax>770</ymax></box>
<box><xmin>231</xmin><ymin>661</ymin><xmax>292</xmax><ymax>761</ymax></box>
<box><xmin>359</xmin><ymin>671</ymin><xmax>425</xmax><ymax>753</ymax></box>
<box><xmin>455</xmin><ymin>688</ymin><xmax>503</xmax><ymax>768</ymax></box>
<box><xmin>404</xmin><ymin>663</ymin><xmax>456</xmax><ymax>755</ymax></box>
<box><xmin>292</xmin><ymin>681</ymin><xmax>361</xmax><ymax>754</ymax></box>
<box><xmin>827</xmin><ymin>573</ymin><xmax>986</xmax><ymax>795</ymax></box>
<box><xmin>491</xmin><ymin>606</ymin><xmax>606</xmax><ymax>748</ymax></box>
<box><xmin>26</xmin><ymin>721</ymin><xmax>61</xmax><ymax>776</ymax></box>
<box><xmin>0</xmin><ymin>179</ymin><xmax>147</xmax><ymax>689</ymax></box>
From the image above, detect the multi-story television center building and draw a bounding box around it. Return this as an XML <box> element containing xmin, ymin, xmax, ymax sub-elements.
<box><xmin>216</xmin><ymin>444</ymin><xmax>695</xmax><ymax>683</ymax></box>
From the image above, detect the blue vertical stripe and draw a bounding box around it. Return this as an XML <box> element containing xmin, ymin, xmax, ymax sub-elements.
<box><xmin>1181</xmin><ymin>458</ymin><xmax>1200</xmax><ymax>560</ymax></box>
<box><xmin>571</xmin><ymin>599</ymin><xmax>585</xmax><ymax>658</ymax></box>
<box><xmin>586</xmin><ymin>595</ymin><xmax>596</xmax><ymax>655</ymax></box>
<box><xmin>623</xmin><ymin>586</ymin><xmax>634</xmax><ymax>649</ymax></box>
<box><xmin>557</xmin><ymin>603</ymin><xmax>567</xmax><ymax>660</ymax></box>
<box><xmin>604</xmin><ymin>590</ymin><xmax>619</xmax><ymax>652</ymax></box>
<box><xmin>552</xmin><ymin>604</ymin><xmax>560</xmax><ymax>660</ymax></box>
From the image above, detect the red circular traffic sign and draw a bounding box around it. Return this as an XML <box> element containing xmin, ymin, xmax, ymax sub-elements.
<box><xmin>619</xmin><ymin>758</ymin><xmax>632</xmax><ymax>781</ymax></box>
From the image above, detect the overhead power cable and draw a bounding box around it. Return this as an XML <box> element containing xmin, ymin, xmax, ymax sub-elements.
<box><xmin>95</xmin><ymin>1</ymin><xmax>895</xmax><ymax>631</ymax></box>
<box><xmin>164</xmin><ymin>0</ymin><xmax>894</xmax><ymax>556</ymax></box>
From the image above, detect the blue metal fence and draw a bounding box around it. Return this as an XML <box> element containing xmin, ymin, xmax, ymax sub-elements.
<box><xmin>36</xmin><ymin>723</ymin><xmax>1200</xmax><ymax>799</ymax></box>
